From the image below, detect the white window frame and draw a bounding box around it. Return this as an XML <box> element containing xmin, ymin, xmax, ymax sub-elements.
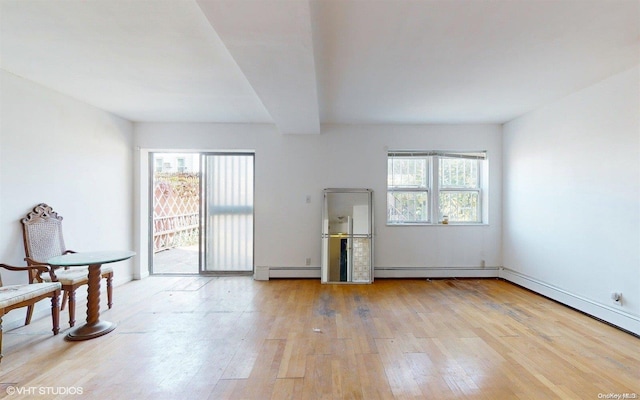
<box><xmin>387</xmin><ymin>154</ymin><xmax>432</xmax><ymax>224</ymax></box>
<box><xmin>387</xmin><ymin>151</ymin><xmax>487</xmax><ymax>225</ymax></box>
<box><xmin>177</xmin><ymin>157</ymin><xmax>186</xmax><ymax>173</ymax></box>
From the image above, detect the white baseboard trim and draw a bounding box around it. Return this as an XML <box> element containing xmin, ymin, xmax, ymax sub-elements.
<box><xmin>263</xmin><ymin>266</ymin><xmax>500</xmax><ymax>280</ymax></box>
<box><xmin>500</xmin><ymin>267</ymin><xmax>640</xmax><ymax>336</ymax></box>
<box><xmin>374</xmin><ymin>266</ymin><xmax>500</xmax><ymax>279</ymax></box>
<box><xmin>267</xmin><ymin>266</ymin><xmax>321</xmax><ymax>279</ymax></box>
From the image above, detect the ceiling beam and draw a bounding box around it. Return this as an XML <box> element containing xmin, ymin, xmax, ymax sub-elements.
<box><xmin>197</xmin><ymin>0</ymin><xmax>320</xmax><ymax>134</ymax></box>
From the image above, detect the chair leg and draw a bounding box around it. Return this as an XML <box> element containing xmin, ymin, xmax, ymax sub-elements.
<box><xmin>51</xmin><ymin>292</ymin><xmax>60</xmax><ymax>335</ymax></box>
<box><xmin>25</xmin><ymin>304</ymin><xmax>34</xmax><ymax>326</ymax></box>
<box><xmin>60</xmin><ymin>291</ymin><xmax>68</xmax><ymax>311</ymax></box>
<box><xmin>106</xmin><ymin>272</ymin><xmax>113</xmax><ymax>309</ymax></box>
<box><xmin>67</xmin><ymin>290</ymin><xmax>76</xmax><ymax>328</ymax></box>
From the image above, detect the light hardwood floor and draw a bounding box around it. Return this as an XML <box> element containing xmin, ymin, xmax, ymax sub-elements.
<box><xmin>1</xmin><ymin>277</ymin><xmax>638</xmax><ymax>399</ymax></box>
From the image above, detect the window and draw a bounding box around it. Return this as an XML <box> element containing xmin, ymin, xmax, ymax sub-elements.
<box><xmin>387</xmin><ymin>156</ymin><xmax>430</xmax><ymax>223</ymax></box>
<box><xmin>177</xmin><ymin>157</ymin><xmax>186</xmax><ymax>173</ymax></box>
<box><xmin>387</xmin><ymin>151</ymin><xmax>487</xmax><ymax>224</ymax></box>
<box><xmin>439</xmin><ymin>156</ymin><xmax>481</xmax><ymax>222</ymax></box>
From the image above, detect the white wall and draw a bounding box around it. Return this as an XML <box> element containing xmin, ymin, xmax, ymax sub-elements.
<box><xmin>502</xmin><ymin>66</ymin><xmax>640</xmax><ymax>334</ymax></box>
<box><xmin>0</xmin><ymin>71</ymin><xmax>135</xmax><ymax>328</ymax></box>
<box><xmin>134</xmin><ymin>123</ymin><xmax>502</xmax><ymax>278</ymax></box>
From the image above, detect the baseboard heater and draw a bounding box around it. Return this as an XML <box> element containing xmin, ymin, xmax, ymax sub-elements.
<box><xmin>499</xmin><ymin>267</ymin><xmax>640</xmax><ymax>336</ymax></box>
<box><xmin>263</xmin><ymin>266</ymin><xmax>499</xmax><ymax>280</ymax></box>
<box><xmin>267</xmin><ymin>266</ymin><xmax>321</xmax><ymax>279</ymax></box>
<box><xmin>374</xmin><ymin>266</ymin><xmax>500</xmax><ymax>279</ymax></box>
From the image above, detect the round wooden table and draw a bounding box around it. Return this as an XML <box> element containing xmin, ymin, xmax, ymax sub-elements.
<box><xmin>47</xmin><ymin>250</ymin><xmax>135</xmax><ymax>341</ymax></box>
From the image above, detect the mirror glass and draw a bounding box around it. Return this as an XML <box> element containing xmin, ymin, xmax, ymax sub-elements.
<box><xmin>321</xmin><ymin>189</ymin><xmax>373</xmax><ymax>283</ymax></box>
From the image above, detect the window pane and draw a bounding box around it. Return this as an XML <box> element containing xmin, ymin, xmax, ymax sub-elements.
<box><xmin>387</xmin><ymin>191</ymin><xmax>429</xmax><ymax>223</ymax></box>
<box><xmin>440</xmin><ymin>158</ymin><xmax>478</xmax><ymax>188</ymax></box>
<box><xmin>439</xmin><ymin>191</ymin><xmax>479</xmax><ymax>222</ymax></box>
<box><xmin>388</xmin><ymin>158</ymin><xmax>428</xmax><ymax>188</ymax></box>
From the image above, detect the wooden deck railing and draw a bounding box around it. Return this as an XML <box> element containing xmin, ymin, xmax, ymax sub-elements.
<box><xmin>153</xmin><ymin>173</ymin><xmax>200</xmax><ymax>253</ymax></box>
<box><xmin>153</xmin><ymin>213</ymin><xmax>199</xmax><ymax>252</ymax></box>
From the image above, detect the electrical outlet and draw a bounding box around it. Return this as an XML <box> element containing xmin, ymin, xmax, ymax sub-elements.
<box><xmin>306</xmin><ymin>257</ymin><xmax>311</xmax><ymax>266</ymax></box>
<box><xmin>306</xmin><ymin>195</ymin><xmax>311</xmax><ymax>204</ymax></box>
<box><xmin>481</xmin><ymin>260</ymin><xmax>486</xmax><ymax>268</ymax></box>
<box><xmin>611</xmin><ymin>292</ymin><xmax>623</xmax><ymax>306</ymax></box>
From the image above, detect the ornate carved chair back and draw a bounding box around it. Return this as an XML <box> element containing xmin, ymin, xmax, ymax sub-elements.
<box><xmin>22</xmin><ymin>203</ymin><xmax>67</xmax><ymax>262</ymax></box>
<box><xmin>21</xmin><ymin>203</ymin><xmax>67</xmax><ymax>284</ymax></box>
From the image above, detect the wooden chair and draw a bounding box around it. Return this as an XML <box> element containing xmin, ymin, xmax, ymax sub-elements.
<box><xmin>0</xmin><ymin>264</ymin><xmax>61</xmax><ymax>362</ymax></box>
<box><xmin>21</xmin><ymin>203</ymin><xmax>114</xmax><ymax>328</ymax></box>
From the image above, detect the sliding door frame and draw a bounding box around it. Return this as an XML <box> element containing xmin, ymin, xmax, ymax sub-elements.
<box><xmin>147</xmin><ymin>150</ymin><xmax>255</xmax><ymax>276</ymax></box>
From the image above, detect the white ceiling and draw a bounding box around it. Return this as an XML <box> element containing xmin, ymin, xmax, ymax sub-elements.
<box><xmin>1</xmin><ymin>0</ymin><xmax>638</xmax><ymax>133</ymax></box>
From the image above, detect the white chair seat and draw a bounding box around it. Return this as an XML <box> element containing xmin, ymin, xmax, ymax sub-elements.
<box><xmin>0</xmin><ymin>282</ymin><xmax>62</xmax><ymax>309</ymax></box>
<box><xmin>40</xmin><ymin>265</ymin><xmax>114</xmax><ymax>286</ymax></box>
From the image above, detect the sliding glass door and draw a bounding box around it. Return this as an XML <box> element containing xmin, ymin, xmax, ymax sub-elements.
<box><xmin>149</xmin><ymin>152</ymin><xmax>254</xmax><ymax>274</ymax></box>
<box><xmin>202</xmin><ymin>153</ymin><xmax>254</xmax><ymax>273</ymax></box>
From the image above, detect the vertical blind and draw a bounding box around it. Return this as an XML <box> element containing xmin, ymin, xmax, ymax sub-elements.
<box><xmin>204</xmin><ymin>153</ymin><xmax>254</xmax><ymax>272</ymax></box>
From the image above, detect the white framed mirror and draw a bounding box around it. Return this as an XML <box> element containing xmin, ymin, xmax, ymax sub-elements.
<box><xmin>321</xmin><ymin>188</ymin><xmax>373</xmax><ymax>284</ymax></box>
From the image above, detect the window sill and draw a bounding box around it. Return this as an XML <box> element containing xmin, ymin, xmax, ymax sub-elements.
<box><xmin>386</xmin><ymin>223</ymin><xmax>489</xmax><ymax>227</ymax></box>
